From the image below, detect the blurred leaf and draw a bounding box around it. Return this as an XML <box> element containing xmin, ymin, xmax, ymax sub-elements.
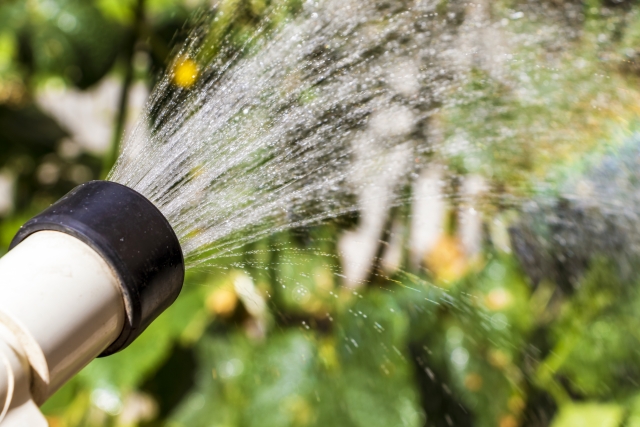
<box><xmin>550</xmin><ymin>403</ymin><xmax>623</xmax><ymax>427</ymax></box>
<box><xmin>170</xmin><ymin>287</ymin><xmax>421</xmax><ymax>427</ymax></box>
<box><xmin>22</xmin><ymin>0</ymin><xmax>124</xmax><ymax>88</ymax></box>
<box><xmin>543</xmin><ymin>259</ymin><xmax>640</xmax><ymax>398</ymax></box>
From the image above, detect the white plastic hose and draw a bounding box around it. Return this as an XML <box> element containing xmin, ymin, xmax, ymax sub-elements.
<box><xmin>0</xmin><ymin>180</ymin><xmax>185</xmax><ymax>425</ymax></box>
<box><xmin>0</xmin><ymin>231</ymin><xmax>125</xmax><ymax>425</ymax></box>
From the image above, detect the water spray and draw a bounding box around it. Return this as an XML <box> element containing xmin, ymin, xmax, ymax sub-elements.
<box><xmin>0</xmin><ymin>181</ymin><xmax>184</xmax><ymax>425</ymax></box>
<box><xmin>0</xmin><ymin>3</ymin><xmax>443</xmax><ymax>423</ymax></box>
<box><xmin>0</xmin><ymin>0</ymin><xmax>604</xmax><ymax>423</ymax></box>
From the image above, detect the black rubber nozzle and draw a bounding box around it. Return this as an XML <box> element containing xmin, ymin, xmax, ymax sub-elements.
<box><xmin>9</xmin><ymin>180</ymin><xmax>185</xmax><ymax>356</ymax></box>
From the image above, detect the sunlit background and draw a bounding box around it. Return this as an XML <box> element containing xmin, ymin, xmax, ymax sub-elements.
<box><xmin>4</xmin><ymin>1</ymin><xmax>640</xmax><ymax>427</ymax></box>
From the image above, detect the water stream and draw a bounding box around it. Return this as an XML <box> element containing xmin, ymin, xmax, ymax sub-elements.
<box><xmin>103</xmin><ymin>1</ymin><xmax>640</xmax><ymax>425</ymax></box>
<box><xmin>108</xmin><ymin>0</ymin><xmax>511</xmax><ymax>267</ymax></box>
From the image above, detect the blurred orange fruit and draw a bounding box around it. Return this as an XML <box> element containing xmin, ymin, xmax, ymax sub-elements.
<box><xmin>206</xmin><ymin>286</ymin><xmax>237</xmax><ymax>317</ymax></box>
<box><xmin>499</xmin><ymin>414</ymin><xmax>518</xmax><ymax>427</ymax></box>
<box><xmin>485</xmin><ymin>288</ymin><xmax>512</xmax><ymax>311</ymax></box>
<box><xmin>424</xmin><ymin>234</ymin><xmax>468</xmax><ymax>283</ymax></box>
<box><xmin>464</xmin><ymin>373</ymin><xmax>483</xmax><ymax>391</ymax></box>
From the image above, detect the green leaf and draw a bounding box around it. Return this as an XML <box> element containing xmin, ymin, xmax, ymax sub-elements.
<box><xmin>551</xmin><ymin>403</ymin><xmax>624</xmax><ymax>427</ymax></box>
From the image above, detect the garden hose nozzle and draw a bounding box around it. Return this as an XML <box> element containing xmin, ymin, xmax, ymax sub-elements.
<box><xmin>0</xmin><ymin>181</ymin><xmax>184</xmax><ymax>425</ymax></box>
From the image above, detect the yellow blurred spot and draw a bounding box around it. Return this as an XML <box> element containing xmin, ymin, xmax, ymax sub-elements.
<box><xmin>120</xmin><ymin>392</ymin><xmax>158</xmax><ymax>425</ymax></box>
<box><xmin>464</xmin><ymin>373</ymin><xmax>483</xmax><ymax>391</ymax></box>
<box><xmin>249</xmin><ymin>0</ymin><xmax>267</xmax><ymax>15</ymax></box>
<box><xmin>45</xmin><ymin>417</ymin><xmax>63</xmax><ymax>427</ymax></box>
<box><xmin>314</xmin><ymin>267</ymin><xmax>334</xmax><ymax>292</ymax></box>
<box><xmin>488</xmin><ymin>348</ymin><xmax>511</xmax><ymax>369</ymax></box>
<box><xmin>499</xmin><ymin>414</ymin><xmax>518</xmax><ymax>427</ymax></box>
<box><xmin>206</xmin><ymin>286</ymin><xmax>237</xmax><ymax>317</ymax></box>
<box><xmin>172</xmin><ymin>57</ymin><xmax>199</xmax><ymax>88</ymax></box>
<box><xmin>508</xmin><ymin>395</ymin><xmax>525</xmax><ymax>414</ymax></box>
<box><xmin>424</xmin><ymin>234</ymin><xmax>468</xmax><ymax>283</ymax></box>
<box><xmin>282</xmin><ymin>395</ymin><xmax>312</xmax><ymax>426</ymax></box>
<box><xmin>319</xmin><ymin>339</ymin><xmax>338</xmax><ymax>370</ymax></box>
<box><xmin>0</xmin><ymin>79</ymin><xmax>25</xmax><ymax>105</ymax></box>
<box><xmin>485</xmin><ymin>288</ymin><xmax>512</xmax><ymax>310</ymax></box>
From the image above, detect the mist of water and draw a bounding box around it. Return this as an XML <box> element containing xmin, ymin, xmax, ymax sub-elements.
<box><xmin>102</xmin><ymin>2</ymin><xmax>640</xmax><ymax>423</ymax></box>
<box><xmin>108</xmin><ymin>0</ymin><xmax>633</xmax><ymax>277</ymax></box>
<box><xmin>107</xmin><ymin>0</ymin><xmax>515</xmax><ymax>269</ymax></box>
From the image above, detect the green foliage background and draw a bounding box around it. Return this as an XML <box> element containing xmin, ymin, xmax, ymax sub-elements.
<box><xmin>3</xmin><ymin>1</ymin><xmax>640</xmax><ymax>426</ymax></box>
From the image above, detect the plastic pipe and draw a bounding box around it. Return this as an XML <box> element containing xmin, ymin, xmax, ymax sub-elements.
<box><xmin>0</xmin><ymin>181</ymin><xmax>185</xmax><ymax>425</ymax></box>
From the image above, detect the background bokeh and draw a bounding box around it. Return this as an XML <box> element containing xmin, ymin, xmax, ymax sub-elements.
<box><xmin>4</xmin><ymin>1</ymin><xmax>640</xmax><ymax>426</ymax></box>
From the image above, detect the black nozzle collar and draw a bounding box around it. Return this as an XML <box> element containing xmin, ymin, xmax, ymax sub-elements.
<box><xmin>10</xmin><ymin>180</ymin><xmax>185</xmax><ymax>356</ymax></box>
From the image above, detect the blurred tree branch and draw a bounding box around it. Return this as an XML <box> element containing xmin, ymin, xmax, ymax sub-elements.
<box><xmin>102</xmin><ymin>0</ymin><xmax>146</xmax><ymax>177</ymax></box>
